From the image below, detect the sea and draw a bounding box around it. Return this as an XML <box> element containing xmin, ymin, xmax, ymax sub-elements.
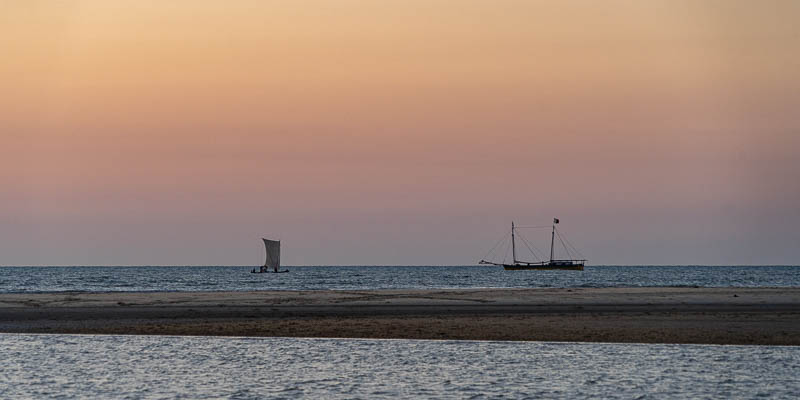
<box><xmin>2</xmin><ymin>265</ymin><xmax>798</xmax><ymax>398</ymax></box>
<box><xmin>0</xmin><ymin>265</ymin><xmax>798</xmax><ymax>293</ymax></box>
<box><xmin>1</xmin><ymin>335</ymin><xmax>798</xmax><ymax>399</ymax></box>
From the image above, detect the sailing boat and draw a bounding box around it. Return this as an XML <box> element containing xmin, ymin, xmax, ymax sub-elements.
<box><xmin>251</xmin><ymin>238</ymin><xmax>289</xmax><ymax>273</ymax></box>
<box><xmin>479</xmin><ymin>218</ymin><xmax>586</xmax><ymax>271</ymax></box>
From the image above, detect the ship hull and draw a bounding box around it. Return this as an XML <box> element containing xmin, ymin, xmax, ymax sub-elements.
<box><xmin>503</xmin><ymin>264</ymin><xmax>584</xmax><ymax>271</ymax></box>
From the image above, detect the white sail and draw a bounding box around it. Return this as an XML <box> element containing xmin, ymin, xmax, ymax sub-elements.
<box><xmin>262</xmin><ymin>239</ymin><xmax>280</xmax><ymax>269</ymax></box>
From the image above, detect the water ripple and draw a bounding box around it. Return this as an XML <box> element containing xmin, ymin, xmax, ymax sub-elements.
<box><xmin>0</xmin><ymin>265</ymin><xmax>798</xmax><ymax>293</ymax></box>
<box><xmin>4</xmin><ymin>335</ymin><xmax>797</xmax><ymax>399</ymax></box>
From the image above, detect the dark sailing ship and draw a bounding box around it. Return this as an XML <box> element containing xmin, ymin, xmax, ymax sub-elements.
<box><xmin>479</xmin><ymin>218</ymin><xmax>586</xmax><ymax>271</ymax></box>
<box><xmin>251</xmin><ymin>238</ymin><xmax>289</xmax><ymax>273</ymax></box>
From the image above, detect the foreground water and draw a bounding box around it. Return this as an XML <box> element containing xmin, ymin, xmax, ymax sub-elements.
<box><xmin>0</xmin><ymin>265</ymin><xmax>798</xmax><ymax>293</ymax></box>
<box><xmin>1</xmin><ymin>334</ymin><xmax>797</xmax><ymax>399</ymax></box>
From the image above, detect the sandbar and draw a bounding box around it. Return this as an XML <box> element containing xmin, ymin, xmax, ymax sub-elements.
<box><xmin>0</xmin><ymin>287</ymin><xmax>798</xmax><ymax>345</ymax></box>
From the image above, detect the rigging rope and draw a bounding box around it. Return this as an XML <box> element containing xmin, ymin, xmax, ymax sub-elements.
<box><xmin>516</xmin><ymin>230</ymin><xmax>546</xmax><ymax>262</ymax></box>
<box><xmin>555</xmin><ymin>228</ymin><xmax>575</xmax><ymax>260</ymax></box>
<box><xmin>560</xmin><ymin>231</ymin><xmax>585</xmax><ymax>259</ymax></box>
<box><xmin>481</xmin><ymin>232</ymin><xmax>509</xmax><ymax>262</ymax></box>
<box><xmin>501</xmin><ymin>233</ymin><xmax>513</xmax><ymax>265</ymax></box>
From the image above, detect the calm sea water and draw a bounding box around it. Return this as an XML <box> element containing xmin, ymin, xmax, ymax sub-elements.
<box><xmin>0</xmin><ymin>265</ymin><xmax>798</xmax><ymax>293</ymax></box>
<box><xmin>1</xmin><ymin>334</ymin><xmax>798</xmax><ymax>399</ymax></box>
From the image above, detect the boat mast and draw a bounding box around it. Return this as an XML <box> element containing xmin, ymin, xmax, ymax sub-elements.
<box><xmin>511</xmin><ymin>221</ymin><xmax>517</xmax><ymax>264</ymax></box>
<box><xmin>549</xmin><ymin>220</ymin><xmax>555</xmax><ymax>262</ymax></box>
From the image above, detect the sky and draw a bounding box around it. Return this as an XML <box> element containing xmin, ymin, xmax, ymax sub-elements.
<box><xmin>2</xmin><ymin>0</ymin><xmax>799</xmax><ymax>266</ymax></box>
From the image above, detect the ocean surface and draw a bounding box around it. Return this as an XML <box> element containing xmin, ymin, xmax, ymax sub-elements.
<box><xmin>0</xmin><ymin>265</ymin><xmax>797</xmax><ymax>293</ymax></box>
<box><xmin>1</xmin><ymin>334</ymin><xmax>798</xmax><ymax>399</ymax></box>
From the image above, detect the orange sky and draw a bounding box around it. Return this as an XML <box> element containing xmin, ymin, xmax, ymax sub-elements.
<box><xmin>2</xmin><ymin>1</ymin><xmax>799</xmax><ymax>265</ymax></box>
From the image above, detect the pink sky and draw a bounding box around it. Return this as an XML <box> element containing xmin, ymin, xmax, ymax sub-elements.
<box><xmin>2</xmin><ymin>1</ymin><xmax>799</xmax><ymax>265</ymax></box>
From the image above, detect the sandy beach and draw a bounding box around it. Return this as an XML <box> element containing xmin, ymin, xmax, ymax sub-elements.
<box><xmin>1</xmin><ymin>287</ymin><xmax>798</xmax><ymax>345</ymax></box>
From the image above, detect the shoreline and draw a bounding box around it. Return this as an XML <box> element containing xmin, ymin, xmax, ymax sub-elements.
<box><xmin>1</xmin><ymin>287</ymin><xmax>798</xmax><ymax>345</ymax></box>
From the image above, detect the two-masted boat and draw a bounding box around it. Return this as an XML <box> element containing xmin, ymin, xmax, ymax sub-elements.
<box><xmin>480</xmin><ymin>218</ymin><xmax>586</xmax><ymax>271</ymax></box>
<box><xmin>251</xmin><ymin>238</ymin><xmax>289</xmax><ymax>273</ymax></box>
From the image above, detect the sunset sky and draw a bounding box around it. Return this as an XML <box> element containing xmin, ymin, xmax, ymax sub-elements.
<box><xmin>2</xmin><ymin>1</ymin><xmax>799</xmax><ymax>265</ymax></box>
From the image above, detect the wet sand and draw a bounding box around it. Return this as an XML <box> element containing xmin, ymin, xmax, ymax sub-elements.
<box><xmin>1</xmin><ymin>288</ymin><xmax>798</xmax><ymax>345</ymax></box>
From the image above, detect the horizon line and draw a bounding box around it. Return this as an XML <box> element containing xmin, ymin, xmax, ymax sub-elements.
<box><xmin>1</xmin><ymin>264</ymin><xmax>797</xmax><ymax>268</ymax></box>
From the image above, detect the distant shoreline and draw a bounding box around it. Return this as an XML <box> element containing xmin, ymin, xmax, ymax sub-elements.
<box><xmin>1</xmin><ymin>287</ymin><xmax>798</xmax><ymax>345</ymax></box>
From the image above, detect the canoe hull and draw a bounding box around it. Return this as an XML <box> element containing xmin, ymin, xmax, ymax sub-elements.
<box><xmin>251</xmin><ymin>270</ymin><xmax>290</xmax><ymax>274</ymax></box>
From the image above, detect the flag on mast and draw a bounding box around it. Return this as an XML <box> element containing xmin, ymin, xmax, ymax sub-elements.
<box><xmin>553</xmin><ymin>218</ymin><xmax>560</xmax><ymax>224</ymax></box>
